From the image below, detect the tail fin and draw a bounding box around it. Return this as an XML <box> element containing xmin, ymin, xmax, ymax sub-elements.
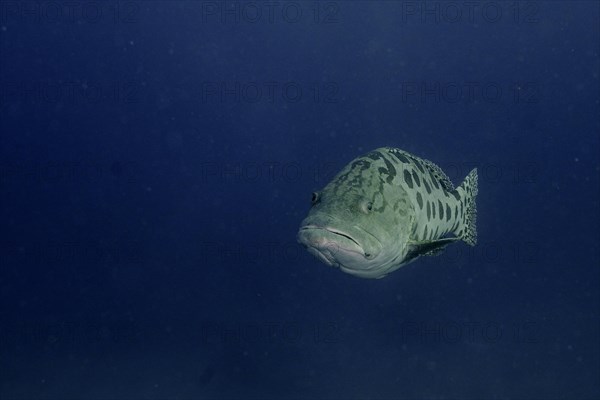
<box><xmin>454</xmin><ymin>168</ymin><xmax>478</xmax><ymax>246</ymax></box>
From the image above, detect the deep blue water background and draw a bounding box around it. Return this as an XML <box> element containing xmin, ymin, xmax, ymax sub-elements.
<box><xmin>1</xmin><ymin>1</ymin><xmax>599</xmax><ymax>399</ymax></box>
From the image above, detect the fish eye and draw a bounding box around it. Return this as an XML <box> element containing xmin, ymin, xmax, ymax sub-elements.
<box><xmin>311</xmin><ymin>192</ymin><xmax>320</xmax><ymax>205</ymax></box>
<box><xmin>362</xmin><ymin>201</ymin><xmax>373</xmax><ymax>214</ymax></box>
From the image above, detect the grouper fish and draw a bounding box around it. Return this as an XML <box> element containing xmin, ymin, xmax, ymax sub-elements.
<box><xmin>297</xmin><ymin>147</ymin><xmax>478</xmax><ymax>279</ymax></box>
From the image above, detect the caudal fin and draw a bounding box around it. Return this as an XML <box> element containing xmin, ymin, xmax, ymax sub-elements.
<box><xmin>454</xmin><ymin>168</ymin><xmax>478</xmax><ymax>246</ymax></box>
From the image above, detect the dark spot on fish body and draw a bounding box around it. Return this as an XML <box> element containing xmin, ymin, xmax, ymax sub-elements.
<box><xmin>446</xmin><ymin>204</ymin><xmax>451</xmax><ymax>221</ymax></box>
<box><xmin>423</xmin><ymin>225</ymin><xmax>428</xmax><ymax>239</ymax></box>
<box><xmin>377</xmin><ymin>167</ymin><xmax>394</xmax><ymax>184</ymax></box>
<box><xmin>403</xmin><ymin>170</ymin><xmax>414</xmax><ymax>189</ymax></box>
<box><xmin>348</xmin><ymin>177</ymin><xmax>361</xmax><ymax>188</ymax></box>
<box><xmin>426</xmin><ymin>201</ymin><xmax>431</xmax><ymax>220</ymax></box>
<box><xmin>395</xmin><ymin>197</ymin><xmax>409</xmax><ymax>216</ymax></box>
<box><xmin>367</xmin><ymin>151</ymin><xmax>383</xmax><ymax>161</ymax></box>
<box><xmin>412</xmin><ymin>158</ymin><xmax>425</xmax><ymax>174</ymax></box>
<box><xmin>416</xmin><ymin>192</ymin><xmax>423</xmax><ymax>209</ymax></box>
<box><xmin>451</xmin><ymin>220</ymin><xmax>459</xmax><ymax>232</ymax></box>
<box><xmin>382</xmin><ymin>157</ymin><xmax>396</xmax><ymax>183</ymax></box>
<box><xmin>411</xmin><ymin>170</ymin><xmax>421</xmax><ymax>187</ymax></box>
<box><xmin>350</xmin><ymin>160</ymin><xmax>371</xmax><ymax>172</ymax></box>
<box><xmin>454</xmin><ymin>205</ymin><xmax>458</xmax><ymax>219</ymax></box>
<box><xmin>430</xmin><ymin>171</ymin><xmax>440</xmax><ymax>189</ymax></box>
<box><xmin>432</xmin><ymin>201</ymin><xmax>436</xmax><ymax>218</ymax></box>
<box><xmin>438</xmin><ymin>200</ymin><xmax>444</xmax><ymax>219</ymax></box>
<box><xmin>382</xmin><ymin>156</ymin><xmax>397</xmax><ymax>179</ymax></box>
<box><xmin>392</xmin><ymin>151</ymin><xmax>410</xmax><ymax>164</ymax></box>
<box><xmin>423</xmin><ymin>180</ymin><xmax>432</xmax><ymax>194</ymax></box>
<box><xmin>451</xmin><ymin>190</ymin><xmax>460</xmax><ymax>201</ymax></box>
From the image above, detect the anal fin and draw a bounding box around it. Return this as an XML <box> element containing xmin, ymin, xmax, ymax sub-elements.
<box><xmin>406</xmin><ymin>238</ymin><xmax>459</xmax><ymax>262</ymax></box>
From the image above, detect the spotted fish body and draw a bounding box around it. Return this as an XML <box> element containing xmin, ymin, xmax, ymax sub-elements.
<box><xmin>297</xmin><ymin>147</ymin><xmax>478</xmax><ymax>279</ymax></box>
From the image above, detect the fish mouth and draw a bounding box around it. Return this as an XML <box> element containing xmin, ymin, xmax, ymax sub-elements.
<box><xmin>298</xmin><ymin>225</ymin><xmax>372</xmax><ymax>259</ymax></box>
<box><xmin>322</xmin><ymin>227</ymin><xmax>361</xmax><ymax>247</ymax></box>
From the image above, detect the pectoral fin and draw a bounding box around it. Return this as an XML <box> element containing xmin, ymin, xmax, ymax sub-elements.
<box><xmin>405</xmin><ymin>238</ymin><xmax>459</xmax><ymax>262</ymax></box>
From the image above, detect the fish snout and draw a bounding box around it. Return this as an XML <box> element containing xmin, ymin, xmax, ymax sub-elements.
<box><xmin>299</xmin><ymin>213</ymin><xmax>336</xmax><ymax>230</ymax></box>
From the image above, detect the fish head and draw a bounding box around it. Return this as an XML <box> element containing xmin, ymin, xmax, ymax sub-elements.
<box><xmin>297</xmin><ymin>154</ymin><xmax>411</xmax><ymax>278</ymax></box>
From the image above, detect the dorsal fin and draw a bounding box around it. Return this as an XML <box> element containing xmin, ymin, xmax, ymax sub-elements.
<box><xmin>384</xmin><ymin>147</ymin><xmax>455</xmax><ymax>191</ymax></box>
<box><xmin>408</xmin><ymin>153</ymin><xmax>454</xmax><ymax>191</ymax></box>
